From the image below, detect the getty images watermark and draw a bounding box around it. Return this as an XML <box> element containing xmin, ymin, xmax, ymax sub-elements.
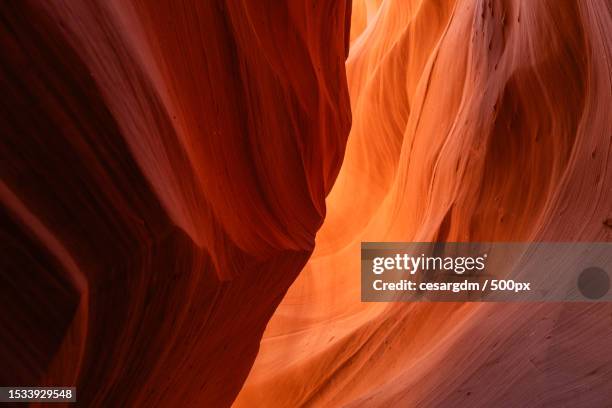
<box><xmin>361</xmin><ymin>242</ymin><xmax>612</xmax><ymax>302</ymax></box>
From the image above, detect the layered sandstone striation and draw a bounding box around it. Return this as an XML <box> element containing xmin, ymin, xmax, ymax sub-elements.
<box><xmin>237</xmin><ymin>0</ymin><xmax>612</xmax><ymax>406</ymax></box>
<box><xmin>0</xmin><ymin>1</ymin><xmax>351</xmax><ymax>406</ymax></box>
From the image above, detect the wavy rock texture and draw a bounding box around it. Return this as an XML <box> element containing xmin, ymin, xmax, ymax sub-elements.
<box><xmin>0</xmin><ymin>1</ymin><xmax>351</xmax><ymax>406</ymax></box>
<box><xmin>236</xmin><ymin>0</ymin><xmax>612</xmax><ymax>407</ymax></box>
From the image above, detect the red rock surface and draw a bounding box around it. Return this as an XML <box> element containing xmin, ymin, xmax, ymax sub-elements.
<box><xmin>3</xmin><ymin>0</ymin><xmax>612</xmax><ymax>406</ymax></box>
<box><xmin>0</xmin><ymin>1</ymin><xmax>351</xmax><ymax>406</ymax></box>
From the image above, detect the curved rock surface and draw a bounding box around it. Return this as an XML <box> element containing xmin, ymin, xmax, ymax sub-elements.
<box><xmin>236</xmin><ymin>0</ymin><xmax>612</xmax><ymax>407</ymax></box>
<box><xmin>0</xmin><ymin>1</ymin><xmax>351</xmax><ymax>406</ymax></box>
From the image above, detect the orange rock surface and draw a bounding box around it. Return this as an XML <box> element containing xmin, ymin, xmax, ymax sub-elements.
<box><xmin>236</xmin><ymin>0</ymin><xmax>612</xmax><ymax>406</ymax></box>
<box><xmin>2</xmin><ymin>0</ymin><xmax>611</xmax><ymax>406</ymax></box>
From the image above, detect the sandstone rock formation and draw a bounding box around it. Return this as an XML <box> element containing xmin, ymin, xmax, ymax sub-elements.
<box><xmin>236</xmin><ymin>0</ymin><xmax>612</xmax><ymax>406</ymax></box>
<box><xmin>0</xmin><ymin>1</ymin><xmax>351</xmax><ymax>406</ymax></box>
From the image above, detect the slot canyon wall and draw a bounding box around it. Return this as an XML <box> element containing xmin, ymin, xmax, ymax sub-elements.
<box><xmin>236</xmin><ymin>0</ymin><xmax>612</xmax><ymax>407</ymax></box>
<box><xmin>0</xmin><ymin>0</ymin><xmax>351</xmax><ymax>406</ymax></box>
<box><xmin>1</xmin><ymin>0</ymin><xmax>611</xmax><ymax>407</ymax></box>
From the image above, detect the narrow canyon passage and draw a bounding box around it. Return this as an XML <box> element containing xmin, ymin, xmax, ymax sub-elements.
<box><xmin>236</xmin><ymin>0</ymin><xmax>612</xmax><ymax>406</ymax></box>
<box><xmin>1</xmin><ymin>0</ymin><xmax>611</xmax><ymax>407</ymax></box>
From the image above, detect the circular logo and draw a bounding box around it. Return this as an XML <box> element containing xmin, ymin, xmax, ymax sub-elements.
<box><xmin>577</xmin><ymin>267</ymin><xmax>610</xmax><ymax>300</ymax></box>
